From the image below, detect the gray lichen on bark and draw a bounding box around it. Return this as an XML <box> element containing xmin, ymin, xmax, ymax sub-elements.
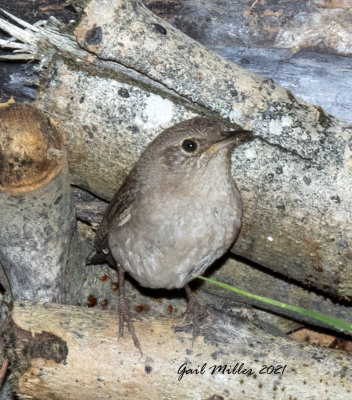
<box><xmin>0</xmin><ymin>0</ymin><xmax>349</xmax><ymax>299</ymax></box>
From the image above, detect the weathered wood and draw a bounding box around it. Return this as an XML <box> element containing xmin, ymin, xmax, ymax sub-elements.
<box><xmin>148</xmin><ymin>0</ymin><xmax>352</xmax><ymax>56</ymax></box>
<box><xmin>53</xmin><ymin>0</ymin><xmax>352</xmax><ymax>298</ymax></box>
<box><xmin>144</xmin><ymin>0</ymin><xmax>352</xmax><ymax>124</ymax></box>
<box><xmin>2</xmin><ymin>1</ymin><xmax>352</xmax><ymax>123</ymax></box>
<box><xmin>0</xmin><ymin>4</ymin><xmax>350</xmax><ymax>399</ymax></box>
<box><xmin>200</xmin><ymin>256</ymin><xmax>352</xmax><ymax>335</ymax></box>
<box><xmin>0</xmin><ymin>0</ymin><xmax>77</xmax><ymax>104</ymax></box>
<box><xmin>2</xmin><ymin>0</ymin><xmax>352</xmax><ymax>123</ymax></box>
<box><xmin>72</xmin><ymin>187</ymin><xmax>107</xmax><ymax>227</ymax></box>
<box><xmin>212</xmin><ymin>46</ymin><xmax>352</xmax><ymax>124</ymax></box>
<box><xmin>0</xmin><ymin>103</ymin><xmax>76</xmax><ymax>302</ymax></box>
<box><xmin>37</xmin><ymin>57</ymin><xmax>199</xmax><ymax>200</ymax></box>
<box><xmin>73</xmin><ymin>188</ymin><xmax>352</xmax><ymax>335</ymax></box>
<box><xmin>0</xmin><ymin>0</ymin><xmax>77</xmax><ymax>25</ymax></box>
<box><xmin>4</xmin><ymin>300</ymin><xmax>352</xmax><ymax>400</ymax></box>
<box><xmin>0</xmin><ymin>3</ymin><xmax>351</xmax><ymax>298</ymax></box>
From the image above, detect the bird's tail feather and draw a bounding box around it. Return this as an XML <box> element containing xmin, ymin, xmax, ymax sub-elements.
<box><xmin>86</xmin><ymin>248</ymin><xmax>116</xmax><ymax>268</ymax></box>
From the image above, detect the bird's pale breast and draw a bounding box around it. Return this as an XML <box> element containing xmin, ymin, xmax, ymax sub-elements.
<box><xmin>109</xmin><ymin>158</ymin><xmax>242</xmax><ymax>289</ymax></box>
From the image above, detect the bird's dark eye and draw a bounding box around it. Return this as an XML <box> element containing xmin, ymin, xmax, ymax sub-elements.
<box><xmin>182</xmin><ymin>139</ymin><xmax>197</xmax><ymax>153</ymax></box>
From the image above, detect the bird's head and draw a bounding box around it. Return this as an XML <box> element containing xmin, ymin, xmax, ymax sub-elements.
<box><xmin>139</xmin><ymin>117</ymin><xmax>254</xmax><ymax>176</ymax></box>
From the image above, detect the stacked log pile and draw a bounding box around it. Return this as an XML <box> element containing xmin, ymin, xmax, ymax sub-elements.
<box><xmin>0</xmin><ymin>1</ymin><xmax>351</xmax><ymax>398</ymax></box>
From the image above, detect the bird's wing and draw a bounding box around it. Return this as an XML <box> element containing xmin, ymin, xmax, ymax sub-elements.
<box><xmin>94</xmin><ymin>171</ymin><xmax>138</xmax><ymax>253</ymax></box>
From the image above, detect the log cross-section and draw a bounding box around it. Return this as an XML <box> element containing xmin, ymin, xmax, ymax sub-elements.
<box><xmin>0</xmin><ymin>103</ymin><xmax>77</xmax><ymax>302</ymax></box>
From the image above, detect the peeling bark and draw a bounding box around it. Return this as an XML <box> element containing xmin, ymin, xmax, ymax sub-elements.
<box><xmin>144</xmin><ymin>0</ymin><xmax>352</xmax><ymax>124</ymax></box>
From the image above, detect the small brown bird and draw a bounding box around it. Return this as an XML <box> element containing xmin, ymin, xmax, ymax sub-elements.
<box><xmin>89</xmin><ymin>117</ymin><xmax>253</xmax><ymax>353</ymax></box>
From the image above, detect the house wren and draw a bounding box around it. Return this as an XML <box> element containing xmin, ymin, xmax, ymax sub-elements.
<box><xmin>90</xmin><ymin>117</ymin><xmax>253</xmax><ymax>353</ymax></box>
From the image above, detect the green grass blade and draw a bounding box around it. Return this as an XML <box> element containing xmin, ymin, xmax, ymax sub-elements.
<box><xmin>197</xmin><ymin>275</ymin><xmax>352</xmax><ymax>334</ymax></box>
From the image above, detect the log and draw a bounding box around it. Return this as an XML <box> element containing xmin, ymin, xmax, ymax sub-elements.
<box><xmin>0</xmin><ymin>103</ymin><xmax>77</xmax><ymax>302</ymax></box>
<box><xmin>0</xmin><ymin>3</ymin><xmax>351</xmax><ymax>299</ymax></box>
<box><xmin>2</xmin><ymin>1</ymin><xmax>352</xmax><ymax>123</ymax></box>
<box><xmin>37</xmin><ymin>57</ymin><xmax>199</xmax><ymax>200</ymax></box>
<box><xmin>73</xmin><ymin>188</ymin><xmax>352</xmax><ymax>336</ymax></box>
<box><xmin>144</xmin><ymin>0</ymin><xmax>352</xmax><ymax>124</ymax></box>
<box><xmin>212</xmin><ymin>46</ymin><xmax>352</xmax><ymax>125</ymax></box>
<box><xmin>56</xmin><ymin>0</ymin><xmax>352</xmax><ymax>299</ymax></box>
<box><xmin>72</xmin><ymin>187</ymin><xmax>107</xmax><ymax>228</ymax></box>
<box><xmin>200</xmin><ymin>256</ymin><xmax>352</xmax><ymax>335</ymax></box>
<box><xmin>149</xmin><ymin>0</ymin><xmax>352</xmax><ymax>56</ymax></box>
<box><xmin>4</xmin><ymin>300</ymin><xmax>352</xmax><ymax>399</ymax></box>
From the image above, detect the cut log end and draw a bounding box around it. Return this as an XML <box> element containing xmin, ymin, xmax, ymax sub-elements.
<box><xmin>0</xmin><ymin>103</ymin><xmax>64</xmax><ymax>194</ymax></box>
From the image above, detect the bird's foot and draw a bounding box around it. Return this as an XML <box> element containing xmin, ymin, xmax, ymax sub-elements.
<box><xmin>118</xmin><ymin>295</ymin><xmax>143</xmax><ymax>357</ymax></box>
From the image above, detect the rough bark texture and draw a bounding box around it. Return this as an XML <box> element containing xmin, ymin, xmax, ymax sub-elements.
<box><xmin>0</xmin><ymin>3</ymin><xmax>351</xmax><ymax>400</ymax></box>
<box><xmin>4</xmin><ymin>300</ymin><xmax>352</xmax><ymax>400</ymax></box>
<box><xmin>0</xmin><ymin>1</ymin><xmax>350</xmax><ymax>298</ymax></box>
<box><xmin>211</xmin><ymin>46</ymin><xmax>352</xmax><ymax>125</ymax></box>
<box><xmin>37</xmin><ymin>57</ymin><xmax>199</xmax><ymax>200</ymax></box>
<box><xmin>144</xmin><ymin>0</ymin><xmax>352</xmax><ymax>124</ymax></box>
<box><xmin>55</xmin><ymin>0</ymin><xmax>352</xmax><ymax>299</ymax></box>
<box><xmin>73</xmin><ymin>189</ymin><xmax>352</xmax><ymax>336</ymax></box>
<box><xmin>147</xmin><ymin>0</ymin><xmax>352</xmax><ymax>56</ymax></box>
<box><xmin>1</xmin><ymin>1</ymin><xmax>352</xmax><ymax>124</ymax></box>
<box><xmin>0</xmin><ymin>104</ymin><xmax>76</xmax><ymax>302</ymax></box>
<box><xmin>1</xmin><ymin>1</ymin><xmax>352</xmax><ymax>123</ymax></box>
<box><xmin>200</xmin><ymin>256</ymin><xmax>352</xmax><ymax>335</ymax></box>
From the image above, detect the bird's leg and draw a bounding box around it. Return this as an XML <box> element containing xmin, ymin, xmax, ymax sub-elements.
<box><xmin>117</xmin><ymin>265</ymin><xmax>143</xmax><ymax>356</ymax></box>
<box><xmin>184</xmin><ymin>283</ymin><xmax>201</xmax><ymax>343</ymax></box>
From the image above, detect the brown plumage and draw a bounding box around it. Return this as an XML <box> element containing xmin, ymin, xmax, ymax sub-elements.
<box><xmin>89</xmin><ymin>117</ymin><xmax>253</xmax><ymax>354</ymax></box>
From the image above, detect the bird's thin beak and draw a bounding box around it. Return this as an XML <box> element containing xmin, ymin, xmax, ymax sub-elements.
<box><xmin>207</xmin><ymin>130</ymin><xmax>254</xmax><ymax>153</ymax></box>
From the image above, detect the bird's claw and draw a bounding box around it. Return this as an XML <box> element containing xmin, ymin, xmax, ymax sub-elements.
<box><xmin>118</xmin><ymin>296</ymin><xmax>143</xmax><ymax>357</ymax></box>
